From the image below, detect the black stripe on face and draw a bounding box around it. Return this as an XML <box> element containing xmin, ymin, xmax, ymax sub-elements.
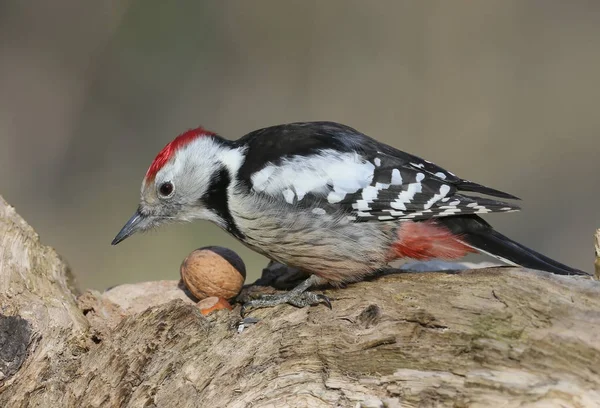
<box><xmin>201</xmin><ymin>166</ymin><xmax>245</xmax><ymax>240</ymax></box>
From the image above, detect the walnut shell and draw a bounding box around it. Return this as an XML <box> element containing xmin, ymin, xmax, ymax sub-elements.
<box><xmin>180</xmin><ymin>246</ymin><xmax>246</xmax><ymax>300</ymax></box>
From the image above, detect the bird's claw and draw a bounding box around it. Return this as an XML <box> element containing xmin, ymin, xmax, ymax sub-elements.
<box><xmin>315</xmin><ymin>294</ymin><xmax>332</xmax><ymax>309</ymax></box>
<box><xmin>241</xmin><ymin>290</ymin><xmax>331</xmax><ymax>317</ymax></box>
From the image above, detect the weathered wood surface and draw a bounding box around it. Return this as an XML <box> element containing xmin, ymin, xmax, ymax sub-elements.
<box><xmin>1</xmin><ymin>195</ymin><xmax>599</xmax><ymax>408</ymax></box>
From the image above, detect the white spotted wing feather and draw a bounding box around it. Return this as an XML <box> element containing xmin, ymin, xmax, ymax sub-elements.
<box><xmin>248</xmin><ymin>149</ymin><xmax>519</xmax><ymax>221</ymax></box>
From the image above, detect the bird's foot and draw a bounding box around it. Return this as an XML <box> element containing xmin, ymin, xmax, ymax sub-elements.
<box><xmin>240</xmin><ymin>275</ymin><xmax>331</xmax><ymax>316</ymax></box>
<box><xmin>241</xmin><ymin>291</ymin><xmax>331</xmax><ymax>316</ymax></box>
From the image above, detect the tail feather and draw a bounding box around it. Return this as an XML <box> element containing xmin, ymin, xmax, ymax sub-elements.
<box><xmin>438</xmin><ymin>216</ymin><xmax>589</xmax><ymax>276</ymax></box>
<box><xmin>455</xmin><ymin>180</ymin><xmax>521</xmax><ymax>201</ymax></box>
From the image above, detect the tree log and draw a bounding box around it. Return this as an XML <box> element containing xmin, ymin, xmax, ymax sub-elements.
<box><xmin>1</xmin><ymin>195</ymin><xmax>599</xmax><ymax>408</ymax></box>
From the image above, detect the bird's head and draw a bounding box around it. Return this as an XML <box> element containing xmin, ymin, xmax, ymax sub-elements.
<box><xmin>112</xmin><ymin>127</ymin><xmax>240</xmax><ymax>245</ymax></box>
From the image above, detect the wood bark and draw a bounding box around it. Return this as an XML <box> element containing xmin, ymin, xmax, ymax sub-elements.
<box><xmin>1</xmin><ymin>194</ymin><xmax>599</xmax><ymax>408</ymax></box>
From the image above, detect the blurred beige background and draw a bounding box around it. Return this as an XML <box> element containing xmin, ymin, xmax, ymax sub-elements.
<box><xmin>1</xmin><ymin>1</ymin><xmax>599</xmax><ymax>290</ymax></box>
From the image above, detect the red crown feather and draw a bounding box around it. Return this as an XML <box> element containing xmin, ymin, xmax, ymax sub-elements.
<box><xmin>144</xmin><ymin>127</ymin><xmax>215</xmax><ymax>182</ymax></box>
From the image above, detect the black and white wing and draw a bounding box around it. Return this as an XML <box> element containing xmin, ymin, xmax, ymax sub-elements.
<box><xmin>236</xmin><ymin>121</ymin><xmax>520</xmax><ymax>221</ymax></box>
<box><xmin>336</xmin><ymin>151</ymin><xmax>519</xmax><ymax>222</ymax></box>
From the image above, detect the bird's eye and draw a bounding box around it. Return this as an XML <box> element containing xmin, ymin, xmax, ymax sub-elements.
<box><xmin>158</xmin><ymin>181</ymin><xmax>174</xmax><ymax>197</ymax></box>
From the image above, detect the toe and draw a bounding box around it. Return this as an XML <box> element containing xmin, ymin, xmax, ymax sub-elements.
<box><xmin>317</xmin><ymin>294</ymin><xmax>332</xmax><ymax>309</ymax></box>
<box><xmin>240</xmin><ymin>303</ymin><xmax>251</xmax><ymax>317</ymax></box>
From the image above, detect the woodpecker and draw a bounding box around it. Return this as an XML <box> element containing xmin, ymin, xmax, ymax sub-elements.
<box><xmin>112</xmin><ymin>122</ymin><xmax>588</xmax><ymax>312</ymax></box>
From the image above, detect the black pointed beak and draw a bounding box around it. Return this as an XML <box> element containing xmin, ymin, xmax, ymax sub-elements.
<box><xmin>112</xmin><ymin>210</ymin><xmax>146</xmax><ymax>245</ymax></box>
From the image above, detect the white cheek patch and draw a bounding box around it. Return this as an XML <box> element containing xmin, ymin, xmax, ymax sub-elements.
<box><xmin>220</xmin><ymin>146</ymin><xmax>247</xmax><ymax>174</ymax></box>
<box><xmin>164</xmin><ymin>137</ymin><xmax>246</xmax><ymax>204</ymax></box>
